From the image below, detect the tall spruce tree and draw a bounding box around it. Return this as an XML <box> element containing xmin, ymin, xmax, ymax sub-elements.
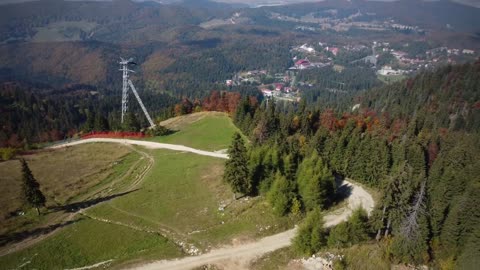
<box><xmin>224</xmin><ymin>132</ymin><xmax>250</xmax><ymax>197</ymax></box>
<box><xmin>123</xmin><ymin>111</ymin><xmax>141</xmax><ymax>132</ymax></box>
<box><xmin>20</xmin><ymin>159</ymin><xmax>46</xmax><ymax>215</ymax></box>
<box><xmin>94</xmin><ymin>113</ymin><xmax>109</xmax><ymax>131</ymax></box>
<box><xmin>267</xmin><ymin>172</ymin><xmax>295</xmax><ymax>216</ymax></box>
<box><xmin>297</xmin><ymin>151</ymin><xmax>335</xmax><ymax>211</ymax></box>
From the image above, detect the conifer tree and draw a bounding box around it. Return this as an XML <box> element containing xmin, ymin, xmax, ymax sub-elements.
<box><xmin>297</xmin><ymin>151</ymin><xmax>335</xmax><ymax>211</ymax></box>
<box><xmin>328</xmin><ymin>207</ymin><xmax>370</xmax><ymax>248</ymax></box>
<box><xmin>224</xmin><ymin>133</ymin><xmax>250</xmax><ymax>197</ymax></box>
<box><xmin>407</xmin><ymin>143</ymin><xmax>426</xmax><ymax>176</ymax></box>
<box><xmin>247</xmin><ymin>147</ymin><xmax>264</xmax><ymax>194</ymax></box>
<box><xmin>342</xmin><ymin>127</ymin><xmax>361</xmax><ymax>173</ymax></box>
<box><xmin>20</xmin><ymin>159</ymin><xmax>46</xmax><ymax>215</ymax></box>
<box><xmin>267</xmin><ymin>172</ymin><xmax>294</xmax><ymax>216</ymax></box>
<box><xmin>123</xmin><ymin>111</ymin><xmax>141</xmax><ymax>132</ymax></box>
<box><xmin>457</xmin><ymin>225</ymin><xmax>480</xmax><ymax>270</ymax></box>
<box><xmin>293</xmin><ymin>208</ymin><xmax>326</xmax><ymax>255</ymax></box>
<box><xmin>83</xmin><ymin>111</ymin><xmax>95</xmax><ymax>132</ymax></box>
<box><xmin>94</xmin><ymin>113</ymin><xmax>109</xmax><ymax>131</ymax></box>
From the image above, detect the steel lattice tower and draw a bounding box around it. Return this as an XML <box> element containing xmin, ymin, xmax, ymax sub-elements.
<box><xmin>119</xmin><ymin>57</ymin><xmax>156</xmax><ymax>128</ymax></box>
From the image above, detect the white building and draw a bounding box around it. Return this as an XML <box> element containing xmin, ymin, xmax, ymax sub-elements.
<box><xmin>299</xmin><ymin>44</ymin><xmax>316</xmax><ymax>53</ymax></box>
<box><xmin>377</xmin><ymin>65</ymin><xmax>404</xmax><ymax>76</ymax></box>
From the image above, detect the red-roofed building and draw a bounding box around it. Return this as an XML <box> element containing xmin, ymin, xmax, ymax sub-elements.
<box><xmin>327</xmin><ymin>47</ymin><xmax>339</xmax><ymax>56</ymax></box>
<box><xmin>294</xmin><ymin>59</ymin><xmax>311</xmax><ymax>70</ymax></box>
<box><xmin>274</xmin><ymin>83</ymin><xmax>284</xmax><ymax>91</ymax></box>
<box><xmin>261</xmin><ymin>89</ymin><xmax>273</xmax><ymax>97</ymax></box>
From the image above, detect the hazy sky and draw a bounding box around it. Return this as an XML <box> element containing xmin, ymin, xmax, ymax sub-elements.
<box><xmin>0</xmin><ymin>0</ymin><xmax>478</xmax><ymax>8</ymax></box>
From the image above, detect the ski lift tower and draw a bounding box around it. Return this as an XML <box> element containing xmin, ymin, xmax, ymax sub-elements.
<box><xmin>119</xmin><ymin>57</ymin><xmax>156</xmax><ymax>128</ymax></box>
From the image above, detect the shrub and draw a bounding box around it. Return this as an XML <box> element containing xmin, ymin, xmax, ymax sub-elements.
<box><xmin>327</xmin><ymin>207</ymin><xmax>370</xmax><ymax>248</ymax></box>
<box><xmin>293</xmin><ymin>208</ymin><xmax>326</xmax><ymax>255</ymax></box>
<box><xmin>146</xmin><ymin>125</ymin><xmax>174</xmax><ymax>136</ymax></box>
<box><xmin>267</xmin><ymin>172</ymin><xmax>294</xmax><ymax>216</ymax></box>
<box><xmin>0</xmin><ymin>148</ymin><xmax>17</xmax><ymax>161</ymax></box>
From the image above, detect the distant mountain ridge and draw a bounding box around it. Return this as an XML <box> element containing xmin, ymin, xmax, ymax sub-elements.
<box><xmin>0</xmin><ymin>0</ymin><xmax>479</xmax><ymax>98</ymax></box>
<box><xmin>211</xmin><ymin>0</ymin><xmax>480</xmax><ymax>8</ymax></box>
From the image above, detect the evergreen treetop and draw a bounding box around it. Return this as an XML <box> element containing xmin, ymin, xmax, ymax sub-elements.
<box><xmin>224</xmin><ymin>132</ymin><xmax>250</xmax><ymax>196</ymax></box>
<box><xmin>20</xmin><ymin>159</ymin><xmax>46</xmax><ymax>215</ymax></box>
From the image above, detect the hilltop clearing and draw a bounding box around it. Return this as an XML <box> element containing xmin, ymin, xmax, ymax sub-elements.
<box><xmin>151</xmin><ymin>112</ymin><xmax>241</xmax><ymax>151</ymax></box>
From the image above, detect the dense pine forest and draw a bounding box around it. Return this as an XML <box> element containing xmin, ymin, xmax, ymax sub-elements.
<box><xmin>226</xmin><ymin>60</ymin><xmax>480</xmax><ymax>268</ymax></box>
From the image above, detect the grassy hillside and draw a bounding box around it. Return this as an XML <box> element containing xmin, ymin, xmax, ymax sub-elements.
<box><xmin>87</xmin><ymin>148</ymin><xmax>295</xmax><ymax>251</ymax></box>
<box><xmin>151</xmin><ymin>112</ymin><xmax>241</xmax><ymax>151</ymax></box>
<box><xmin>0</xmin><ymin>113</ymin><xmax>295</xmax><ymax>268</ymax></box>
<box><xmin>0</xmin><ymin>144</ymin><xmax>135</xmax><ymax>235</ymax></box>
<box><xmin>0</xmin><ymin>217</ymin><xmax>182</xmax><ymax>269</ymax></box>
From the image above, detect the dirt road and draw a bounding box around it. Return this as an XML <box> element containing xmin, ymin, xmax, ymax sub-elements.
<box><xmin>51</xmin><ymin>138</ymin><xmax>229</xmax><ymax>159</ymax></box>
<box><xmin>130</xmin><ymin>179</ymin><xmax>374</xmax><ymax>270</ymax></box>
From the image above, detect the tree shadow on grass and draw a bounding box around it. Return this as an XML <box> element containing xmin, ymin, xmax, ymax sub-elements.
<box><xmin>49</xmin><ymin>189</ymin><xmax>139</xmax><ymax>213</ymax></box>
<box><xmin>0</xmin><ymin>218</ymin><xmax>83</xmax><ymax>247</ymax></box>
<box><xmin>0</xmin><ymin>190</ymin><xmax>138</xmax><ymax>248</ymax></box>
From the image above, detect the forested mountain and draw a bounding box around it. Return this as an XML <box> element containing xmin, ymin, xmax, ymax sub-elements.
<box><xmin>363</xmin><ymin>63</ymin><xmax>480</xmax><ymax>132</ymax></box>
<box><xmin>1</xmin><ymin>0</ymin><xmax>479</xmax><ymax>149</ymax></box>
<box><xmin>0</xmin><ymin>0</ymin><xmax>236</xmax><ymax>43</ymax></box>
<box><xmin>239</xmin><ymin>0</ymin><xmax>480</xmax><ymax>33</ymax></box>
<box><xmin>229</xmin><ymin>60</ymin><xmax>480</xmax><ymax>268</ymax></box>
<box><xmin>1</xmin><ymin>0</ymin><xmax>479</xmax><ymax>91</ymax></box>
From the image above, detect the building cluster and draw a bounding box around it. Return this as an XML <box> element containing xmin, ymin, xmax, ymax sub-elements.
<box><xmin>270</xmin><ymin>11</ymin><xmax>424</xmax><ymax>34</ymax></box>
<box><xmin>260</xmin><ymin>83</ymin><xmax>293</xmax><ymax>97</ymax></box>
<box><xmin>226</xmin><ymin>70</ymin><xmax>268</xmax><ymax>86</ymax></box>
<box><xmin>226</xmin><ymin>38</ymin><xmax>478</xmax><ymax>100</ymax></box>
<box><xmin>377</xmin><ymin>65</ymin><xmax>405</xmax><ymax>76</ymax></box>
<box><xmin>375</xmin><ymin>42</ymin><xmax>477</xmax><ymax>76</ymax></box>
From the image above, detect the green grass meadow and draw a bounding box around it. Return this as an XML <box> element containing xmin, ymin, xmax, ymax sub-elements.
<box><xmin>149</xmin><ymin>112</ymin><xmax>241</xmax><ymax>151</ymax></box>
<box><xmin>0</xmin><ymin>218</ymin><xmax>182</xmax><ymax>270</ymax></box>
<box><xmin>87</xmin><ymin>149</ymin><xmax>295</xmax><ymax>249</ymax></box>
<box><xmin>0</xmin><ymin>113</ymin><xmax>295</xmax><ymax>268</ymax></box>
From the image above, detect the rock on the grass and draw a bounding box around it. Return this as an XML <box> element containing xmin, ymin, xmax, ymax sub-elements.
<box><xmin>296</xmin><ymin>252</ymin><xmax>343</xmax><ymax>270</ymax></box>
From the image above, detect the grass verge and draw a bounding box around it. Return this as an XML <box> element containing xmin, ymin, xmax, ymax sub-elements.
<box><xmin>0</xmin><ymin>217</ymin><xmax>182</xmax><ymax>269</ymax></box>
